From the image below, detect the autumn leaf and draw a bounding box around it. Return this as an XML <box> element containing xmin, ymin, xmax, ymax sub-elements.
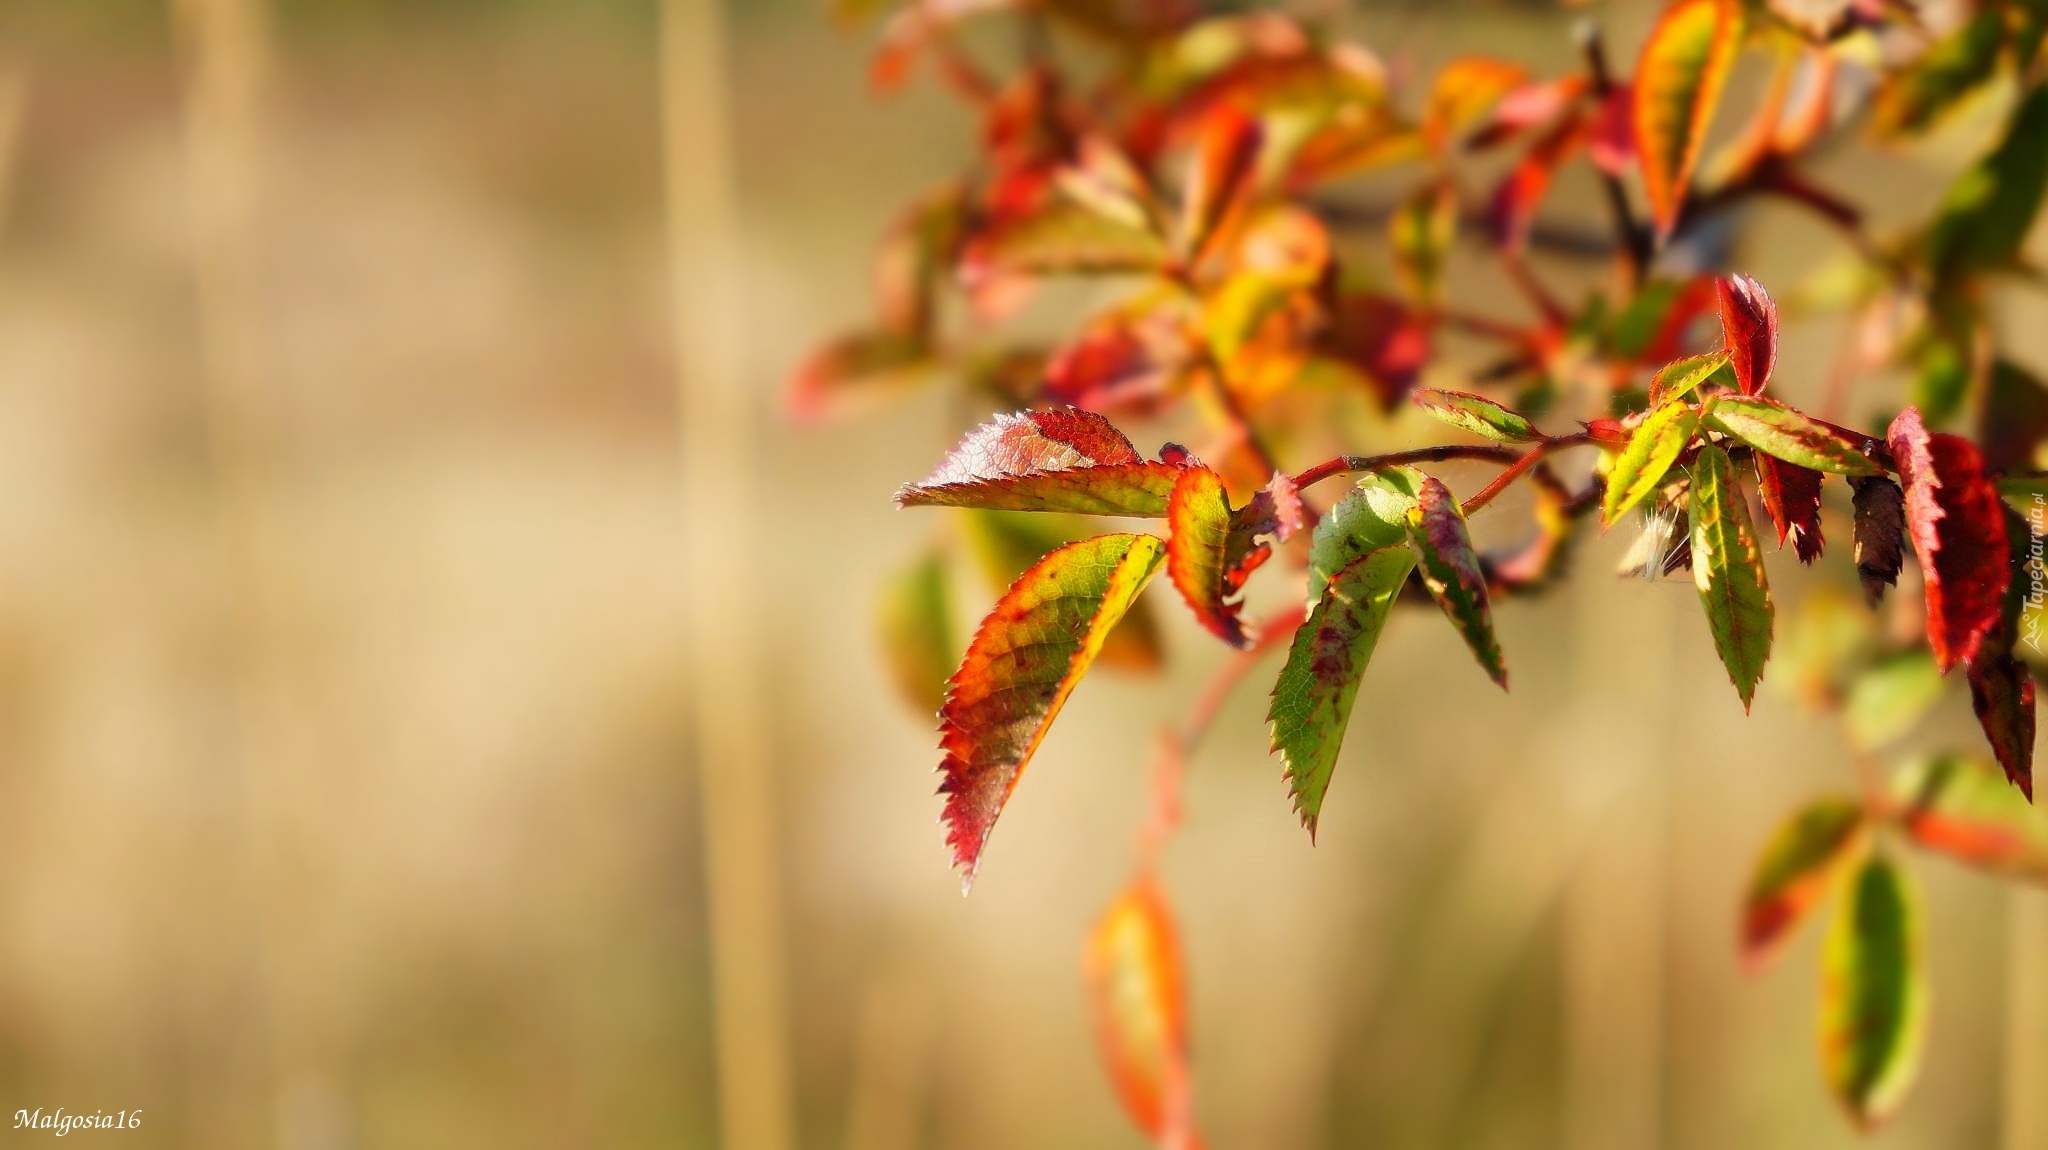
<box><xmin>898</xmin><ymin>407</ymin><xmax>1184</xmax><ymax>515</ymax></box>
<box><xmin>1389</xmin><ymin>181</ymin><xmax>1457</xmax><ymax>308</ymax></box>
<box><xmin>1319</xmin><ymin>293</ymin><xmax>1431</xmax><ymax>408</ymax></box>
<box><xmin>1756</xmin><ymin>457</ymin><xmax>1826</xmax><ymax>563</ymax></box>
<box><xmin>1819</xmin><ymin>853</ymin><xmax>1926</xmax><ymax>1131</ymax></box>
<box><xmin>1181</xmin><ymin>106</ymin><xmax>1264</xmax><ymax>262</ymax></box>
<box><xmin>961</xmin><ymin>199</ymin><xmax>1173</xmax><ymax>283</ymax></box>
<box><xmin>961</xmin><ymin>510</ymin><xmax>1166</xmax><ymax>673</ymax></box>
<box><xmin>1307</xmin><ymin>472</ymin><xmax>1416</xmax><ymax>606</ymax></box>
<box><xmin>1412</xmin><ymin>387</ymin><xmax>1541</xmax><ymax>443</ymax></box>
<box><xmin>1869</xmin><ymin>11</ymin><xmax>2005</xmax><ymax>140</ymax></box>
<box><xmin>1968</xmin><ymin>648</ymin><xmax>2036</xmax><ymax>800</ymax></box>
<box><xmin>1407</xmin><ymin>476</ymin><xmax>1507</xmax><ymax>687</ymax></box>
<box><xmin>1850</xmin><ymin>475</ymin><xmax>1906</xmax><ymax>606</ymax></box>
<box><xmin>878</xmin><ymin>545</ymin><xmax>957</xmax><ymax>716</ymax></box>
<box><xmin>787</xmin><ymin>330</ymin><xmax>937</xmax><ymax>422</ymax></box>
<box><xmin>1741</xmin><ymin>796</ymin><xmax>1867</xmax><ymax>970</ymax></box>
<box><xmin>1488</xmin><ymin>114</ymin><xmax>1587</xmax><ymax>255</ymax></box>
<box><xmin>1648</xmin><ymin>352</ymin><xmax>1731</xmax><ymax>407</ymax></box>
<box><xmin>1602</xmin><ymin>400</ymin><xmax>1700</xmax><ymax>526</ymax></box>
<box><xmin>1887</xmin><ymin>407</ymin><xmax>2012</xmax><ymax>671</ymax></box>
<box><xmin>1704</xmin><ymin>395</ymin><xmax>1880</xmax><ymax>476</ymax></box>
<box><xmin>939</xmin><ymin>532</ymin><xmax>1167</xmax><ymax>885</ymax></box>
<box><xmin>1269</xmin><ymin>546</ymin><xmax>1416</xmax><ymax>839</ymax></box>
<box><xmin>1896</xmin><ymin>755</ymin><xmax>2048</xmax><ymax>882</ymax></box>
<box><xmin>1423</xmin><ymin>56</ymin><xmax>1530</xmax><ymax>149</ymax></box>
<box><xmin>1691</xmin><ymin>441</ymin><xmax>1775</xmax><ymax>710</ymax></box>
<box><xmin>1166</xmin><ymin>465</ymin><xmax>1300</xmax><ymax>648</ymax></box>
<box><xmin>1716</xmin><ymin>274</ymin><xmax>1778</xmax><ymax>396</ymax></box>
<box><xmin>1086</xmin><ymin>878</ymin><xmax>1200</xmax><ymax>1148</ymax></box>
<box><xmin>1632</xmin><ymin>0</ymin><xmax>1744</xmax><ymax>240</ymax></box>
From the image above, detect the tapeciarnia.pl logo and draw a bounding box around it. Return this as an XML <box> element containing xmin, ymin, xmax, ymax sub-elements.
<box><xmin>12</xmin><ymin>1109</ymin><xmax>142</xmax><ymax>1135</ymax></box>
<box><xmin>2026</xmin><ymin>494</ymin><xmax>2047</xmax><ymax>656</ymax></box>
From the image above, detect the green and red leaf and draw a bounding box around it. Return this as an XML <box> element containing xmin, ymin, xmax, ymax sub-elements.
<box><xmin>787</xmin><ymin>330</ymin><xmax>937</xmax><ymax>422</ymax></box>
<box><xmin>1819</xmin><ymin>853</ymin><xmax>1927</xmax><ymax>1130</ymax></box>
<box><xmin>1648</xmin><ymin>352</ymin><xmax>1731</xmax><ymax>407</ymax></box>
<box><xmin>1741</xmin><ymin>796</ymin><xmax>1867</xmax><ymax>970</ymax></box>
<box><xmin>1181</xmin><ymin>106</ymin><xmax>1264</xmax><ymax>262</ymax></box>
<box><xmin>898</xmin><ymin>407</ymin><xmax>1184</xmax><ymax>515</ymax></box>
<box><xmin>961</xmin><ymin>510</ymin><xmax>1166</xmax><ymax>673</ymax></box>
<box><xmin>1632</xmin><ymin>0</ymin><xmax>1744</xmax><ymax>240</ymax></box>
<box><xmin>939</xmin><ymin>532</ymin><xmax>1167</xmax><ymax>885</ymax></box>
<box><xmin>1897</xmin><ymin>755</ymin><xmax>2048</xmax><ymax>882</ymax></box>
<box><xmin>1086</xmin><ymin>878</ymin><xmax>1199</xmax><ymax>1147</ymax></box>
<box><xmin>1269</xmin><ymin>546</ymin><xmax>1416</xmax><ymax>839</ymax></box>
<box><xmin>1412</xmin><ymin>387</ymin><xmax>1541</xmax><ymax>443</ymax></box>
<box><xmin>1716</xmin><ymin>274</ymin><xmax>1778</xmax><ymax>396</ymax></box>
<box><xmin>1407</xmin><ymin>476</ymin><xmax>1507</xmax><ymax>687</ymax></box>
<box><xmin>1887</xmin><ymin>407</ymin><xmax>2012</xmax><ymax>671</ymax></box>
<box><xmin>1691</xmin><ymin>441</ymin><xmax>1775</xmax><ymax>710</ymax></box>
<box><xmin>1166</xmin><ymin>466</ymin><xmax>1300</xmax><ymax>648</ymax></box>
<box><xmin>1705</xmin><ymin>395</ymin><xmax>1880</xmax><ymax>476</ymax></box>
<box><xmin>1602</xmin><ymin>400</ymin><xmax>1700</xmax><ymax>526</ymax></box>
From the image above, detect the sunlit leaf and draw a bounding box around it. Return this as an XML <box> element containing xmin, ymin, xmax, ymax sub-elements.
<box><xmin>1705</xmin><ymin>395</ymin><xmax>1880</xmax><ymax>476</ymax></box>
<box><xmin>1307</xmin><ymin>476</ymin><xmax>1414</xmax><ymax>606</ymax></box>
<box><xmin>1085</xmin><ymin>878</ymin><xmax>1199</xmax><ymax>1147</ymax></box>
<box><xmin>1269</xmin><ymin>546</ymin><xmax>1416</xmax><ymax>839</ymax></box>
<box><xmin>940</xmin><ymin>533</ymin><xmax>1167</xmax><ymax>885</ymax></box>
<box><xmin>1692</xmin><ymin>441</ymin><xmax>1775</xmax><ymax>710</ymax></box>
<box><xmin>1844</xmin><ymin>651</ymin><xmax>1946</xmax><ymax>751</ymax></box>
<box><xmin>1851</xmin><ymin>475</ymin><xmax>1907</xmax><ymax>606</ymax></box>
<box><xmin>1888</xmin><ymin>407</ymin><xmax>2013</xmax><ymax>671</ymax></box>
<box><xmin>1423</xmin><ymin>56</ymin><xmax>1530</xmax><ymax>148</ymax></box>
<box><xmin>898</xmin><ymin>407</ymin><xmax>1184</xmax><ymax>515</ymax></box>
<box><xmin>1928</xmin><ymin>82</ymin><xmax>2048</xmax><ymax>278</ymax></box>
<box><xmin>1181</xmin><ymin>106</ymin><xmax>1264</xmax><ymax>262</ymax></box>
<box><xmin>1742</xmin><ymin>796</ymin><xmax>1867</xmax><ymax>969</ymax></box>
<box><xmin>1757</xmin><ymin>456</ymin><xmax>1826</xmax><ymax>563</ymax></box>
<box><xmin>1632</xmin><ymin>0</ymin><xmax>1744</xmax><ymax>240</ymax></box>
<box><xmin>1413</xmin><ymin>388</ymin><xmax>1540</xmax><ymax>443</ymax></box>
<box><xmin>1407</xmin><ymin>475</ymin><xmax>1507</xmax><ymax>687</ymax></box>
<box><xmin>1819</xmin><ymin>853</ymin><xmax>1926</xmax><ymax>1130</ymax></box>
<box><xmin>1165</xmin><ymin>464</ymin><xmax>1299</xmax><ymax>648</ymax></box>
<box><xmin>1869</xmin><ymin>11</ymin><xmax>2004</xmax><ymax>140</ymax></box>
<box><xmin>1602</xmin><ymin>400</ymin><xmax>1700</xmax><ymax>526</ymax></box>
<box><xmin>1897</xmin><ymin>755</ymin><xmax>2048</xmax><ymax>882</ymax></box>
<box><xmin>962</xmin><ymin>199</ymin><xmax>1173</xmax><ymax>283</ymax></box>
<box><xmin>1716</xmin><ymin>274</ymin><xmax>1778</xmax><ymax>396</ymax></box>
<box><xmin>1649</xmin><ymin>352</ymin><xmax>1732</xmax><ymax>407</ymax></box>
<box><xmin>878</xmin><ymin>545</ymin><xmax>956</xmax><ymax>716</ymax></box>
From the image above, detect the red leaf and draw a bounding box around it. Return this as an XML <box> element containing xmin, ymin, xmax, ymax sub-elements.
<box><xmin>1717</xmin><ymin>274</ymin><xmax>1779</xmax><ymax>396</ymax></box>
<box><xmin>1588</xmin><ymin>85</ymin><xmax>1636</xmax><ymax>177</ymax></box>
<box><xmin>1320</xmin><ymin>294</ymin><xmax>1431</xmax><ymax>408</ymax></box>
<box><xmin>940</xmin><ymin>533</ymin><xmax>1167</xmax><ymax>885</ymax></box>
<box><xmin>1969</xmin><ymin>651</ymin><xmax>2037</xmax><ymax>801</ymax></box>
<box><xmin>1085</xmin><ymin>878</ymin><xmax>1200</xmax><ymax>1148</ymax></box>
<box><xmin>1741</xmin><ymin>797</ymin><xmax>1867</xmax><ymax>970</ymax></box>
<box><xmin>898</xmin><ymin>407</ymin><xmax>1185</xmax><ymax>515</ymax></box>
<box><xmin>1181</xmin><ymin>107</ymin><xmax>1264</xmax><ymax>261</ymax></box>
<box><xmin>1757</xmin><ymin>456</ymin><xmax>1825</xmax><ymax>563</ymax></box>
<box><xmin>1487</xmin><ymin>114</ymin><xmax>1587</xmax><ymax>255</ymax></box>
<box><xmin>1887</xmin><ymin>408</ymin><xmax>2013</xmax><ymax>671</ymax></box>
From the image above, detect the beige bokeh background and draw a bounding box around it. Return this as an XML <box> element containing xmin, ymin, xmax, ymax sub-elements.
<box><xmin>0</xmin><ymin>1</ymin><xmax>2043</xmax><ymax>1147</ymax></box>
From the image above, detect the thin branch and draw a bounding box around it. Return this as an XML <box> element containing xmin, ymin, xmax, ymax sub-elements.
<box><xmin>1461</xmin><ymin>433</ymin><xmax>1593</xmax><ymax>516</ymax></box>
<box><xmin>1291</xmin><ymin>444</ymin><xmax>1522</xmax><ymax>490</ymax></box>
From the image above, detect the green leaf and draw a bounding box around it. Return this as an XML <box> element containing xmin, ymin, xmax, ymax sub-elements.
<box><xmin>1704</xmin><ymin>395</ymin><xmax>1882</xmax><ymax>476</ymax></box>
<box><xmin>960</xmin><ymin>510</ymin><xmax>1165</xmax><ymax>673</ymax></box>
<box><xmin>1632</xmin><ymin>0</ymin><xmax>1744</xmax><ymax>239</ymax></box>
<box><xmin>1896</xmin><ymin>755</ymin><xmax>2048</xmax><ymax>883</ymax></box>
<box><xmin>1869</xmin><ymin>11</ymin><xmax>2005</xmax><ymax>139</ymax></box>
<box><xmin>1389</xmin><ymin>181</ymin><xmax>1458</xmax><ymax>308</ymax></box>
<box><xmin>1928</xmin><ymin>82</ymin><xmax>2048</xmax><ymax>278</ymax></box>
<box><xmin>877</xmin><ymin>545</ymin><xmax>956</xmax><ymax>716</ymax></box>
<box><xmin>939</xmin><ymin>533</ymin><xmax>1167</xmax><ymax>887</ymax></box>
<box><xmin>1691</xmin><ymin>442</ymin><xmax>1775</xmax><ymax>710</ymax></box>
<box><xmin>1412</xmin><ymin>387</ymin><xmax>1541</xmax><ymax>443</ymax></box>
<box><xmin>1844</xmin><ymin>651</ymin><xmax>1947</xmax><ymax>751</ymax></box>
<box><xmin>1742</xmin><ymin>796</ymin><xmax>1868</xmax><ymax>969</ymax></box>
<box><xmin>1649</xmin><ymin>351</ymin><xmax>1731</xmax><ymax>406</ymax></box>
<box><xmin>1269</xmin><ymin>547</ymin><xmax>1417</xmax><ymax>839</ymax></box>
<box><xmin>1406</xmin><ymin>475</ymin><xmax>1507</xmax><ymax>687</ymax></box>
<box><xmin>961</xmin><ymin>200</ymin><xmax>1173</xmax><ymax>282</ymax></box>
<box><xmin>1307</xmin><ymin>473</ymin><xmax>1417</xmax><ymax>606</ymax></box>
<box><xmin>1602</xmin><ymin>401</ymin><xmax>1700</xmax><ymax>525</ymax></box>
<box><xmin>1819</xmin><ymin>854</ymin><xmax>1927</xmax><ymax>1131</ymax></box>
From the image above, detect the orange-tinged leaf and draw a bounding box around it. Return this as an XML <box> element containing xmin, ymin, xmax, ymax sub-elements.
<box><xmin>1423</xmin><ymin>56</ymin><xmax>1530</xmax><ymax>148</ymax></box>
<box><xmin>1166</xmin><ymin>465</ymin><xmax>1299</xmax><ymax>648</ymax></box>
<box><xmin>939</xmin><ymin>533</ymin><xmax>1166</xmax><ymax>885</ymax></box>
<box><xmin>960</xmin><ymin>510</ymin><xmax>1167</xmax><ymax>674</ymax></box>
<box><xmin>1887</xmin><ymin>407</ymin><xmax>2012</xmax><ymax>671</ymax></box>
<box><xmin>1487</xmin><ymin>113</ymin><xmax>1587</xmax><ymax>255</ymax></box>
<box><xmin>1181</xmin><ymin>106</ymin><xmax>1263</xmax><ymax>261</ymax></box>
<box><xmin>1633</xmin><ymin>0</ymin><xmax>1744</xmax><ymax>240</ymax></box>
<box><xmin>1086</xmin><ymin>878</ymin><xmax>1200</xmax><ymax>1147</ymax></box>
<box><xmin>1741</xmin><ymin>796</ymin><xmax>1867</xmax><ymax>969</ymax></box>
<box><xmin>1648</xmin><ymin>352</ymin><xmax>1731</xmax><ymax>406</ymax></box>
<box><xmin>1819</xmin><ymin>853</ymin><xmax>1926</xmax><ymax>1130</ymax></box>
<box><xmin>898</xmin><ymin>407</ymin><xmax>1184</xmax><ymax>515</ymax></box>
<box><xmin>1897</xmin><ymin>755</ymin><xmax>2048</xmax><ymax>881</ymax></box>
<box><xmin>786</xmin><ymin>330</ymin><xmax>937</xmax><ymax>423</ymax></box>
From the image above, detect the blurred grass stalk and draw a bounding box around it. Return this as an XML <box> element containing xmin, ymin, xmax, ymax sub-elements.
<box><xmin>660</xmin><ymin>2</ymin><xmax>796</xmax><ymax>1149</ymax></box>
<box><xmin>174</xmin><ymin>0</ymin><xmax>293</xmax><ymax>1141</ymax></box>
<box><xmin>2007</xmin><ymin>890</ymin><xmax>2048</xmax><ymax>1147</ymax></box>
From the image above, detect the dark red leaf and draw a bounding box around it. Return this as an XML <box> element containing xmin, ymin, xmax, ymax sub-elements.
<box><xmin>1717</xmin><ymin>274</ymin><xmax>1778</xmax><ymax>396</ymax></box>
<box><xmin>1887</xmin><ymin>407</ymin><xmax>2013</xmax><ymax>671</ymax></box>
<box><xmin>1969</xmin><ymin>651</ymin><xmax>2036</xmax><ymax>801</ymax></box>
<box><xmin>1320</xmin><ymin>294</ymin><xmax>1431</xmax><ymax>408</ymax></box>
<box><xmin>1852</xmin><ymin>475</ymin><xmax>1907</xmax><ymax>606</ymax></box>
<box><xmin>1757</xmin><ymin>456</ymin><xmax>1825</xmax><ymax>563</ymax></box>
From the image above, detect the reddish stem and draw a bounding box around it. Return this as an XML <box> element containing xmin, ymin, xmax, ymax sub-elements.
<box><xmin>1291</xmin><ymin>445</ymin><xmax>1521</xmax><ymax>490</ymax></box>
<box><xmin>1460</xmin><ymin>433</ymin><xmax>1592</xmax><ymax>516</ymax></box>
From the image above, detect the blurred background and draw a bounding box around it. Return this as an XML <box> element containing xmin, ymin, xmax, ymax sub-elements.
<box><xmin>1</xmin><ymin>0</ymin><xmax>2044</xmax><ymax>1147</ymax></box>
